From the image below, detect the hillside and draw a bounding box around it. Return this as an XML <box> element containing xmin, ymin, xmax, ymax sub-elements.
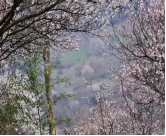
<box><xmin>50</xmin><ymin>34</ymin><xmax>120</xmax><ymax>131</ymax></box>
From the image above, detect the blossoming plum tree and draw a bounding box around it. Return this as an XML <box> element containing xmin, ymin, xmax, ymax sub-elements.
<box><xmin>101</xmin><ymin>0</ymin><xmax>165</xmax><ymax>134</ymax></box>
<box><xmin>67</xmin><ymin>0</ymin><xmax>165</xmax><ymax>135</ymax></box>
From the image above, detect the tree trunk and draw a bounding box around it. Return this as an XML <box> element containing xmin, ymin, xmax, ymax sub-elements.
<box><xmin>43</xmin><ymin>44</ymin><xmax>56</xmax><ymax>135</ymax></box>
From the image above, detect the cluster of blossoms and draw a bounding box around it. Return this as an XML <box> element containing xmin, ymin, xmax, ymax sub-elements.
<box><xmin>118</xmin><ymin>1</ymin><xmax>165</xmax><ymax>134</ymax></box>
<box><xmin>0</xmin><ymin>0</ymin><xmax>114</xmax><ymax>61</ymax></box>
<box><xmin>0</xmin><ymin>58</ymin><xmax>45</xmax><ymax>135</ymax></box>
<box><xmin>121</xmin><ymin>0</ymin><xmax>165</xmax><ymax>104</ymax></box>
<box><xmin>105</xmin><ymin>0</ymin><xmax>164</xmax><ymax>134</ymax></box>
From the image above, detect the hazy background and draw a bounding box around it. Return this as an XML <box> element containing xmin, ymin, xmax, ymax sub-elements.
<box><xmin>49</xmin><ymin>33</ymin><xmax>120</xmax><ymax>132</ymax></box>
